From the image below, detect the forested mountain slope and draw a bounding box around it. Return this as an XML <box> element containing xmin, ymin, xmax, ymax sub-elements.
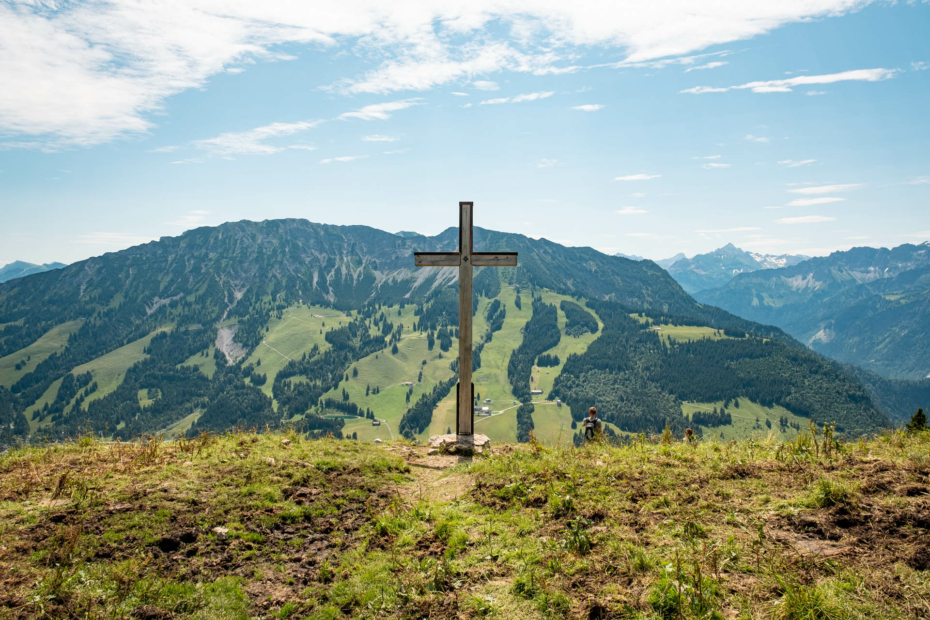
<box><xmin>697</xmin><ymin>242</ymin><xmax>930</xmax><ymax>379</ymax></box>
<box><xmin>0</xmin><ymin>219</ymin><xmax>903</xmax><ymax>446</ymax></box>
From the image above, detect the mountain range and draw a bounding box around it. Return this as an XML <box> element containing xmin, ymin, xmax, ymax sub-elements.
<box><xmin>0</xmin><ymin>260</ymin><xmax>66</xmax><ymax>284</ymax></box>
<box><xmin>697</xmin><ymin>242</ymin><xmax>930</xmax><ymax>380</ymax></box>
<box><xmin>658</xmin><ymin>244</ymin><xmax>809</xmax><ymax>294</ymax></box>
<box><xmin>0</xmin><ymin>220</ymin><xmax>912</xmax><ymax>448</ymax></box>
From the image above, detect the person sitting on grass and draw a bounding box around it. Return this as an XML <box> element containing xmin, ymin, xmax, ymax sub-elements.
<box><xmin>584</xmin><ymin>406</ymin><xmax>602</xmax><ymax>441</ymax></box>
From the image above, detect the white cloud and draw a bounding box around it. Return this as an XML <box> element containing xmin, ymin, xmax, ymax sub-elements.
<box><xmin>696</xmin><ymin>227</ymin><xmax>761</xmax><ymax>233</ymax></box>
<box><xmin>702</xmin><ymin>162</ymin><xmax>731</xmax><ymax>169</ymax></box>
<box><xmin>617</xmin><ymin>206</ymin><xmax>648</xmax><ymax>215</ymax></box>
<box><xmin>148</xmin><ymin>145</ymin><xmax>180</xmax><ymax>153</ymax></box>
<box><xmin>338</xmin><ymin>99</ymin><xmax>424</xmax><ymax>121</ymax></box>
<box><xmin>615</xmin><ymin>173</ymin><xmax>660</xmax><ymax>181</ymax></box>
<box><xmin>907</xmin><ymin>176</ymin><xmax>930</xmax><ymax>185</ymax></box>
<box><xmin>699</xmin><ymin>155</ymin><xmax>721</xmax><ymax>160</ymax></box>
<box><xmin>572</xmin><ymin>104</ymin><xmax>603</xmax><ymax>111</ymax></box>
<box><xmin>450</xmin><ymin>92</ymin><xmax>469</xmax><ymax>96</ymax></box>
<box><xmin>460</xmin><ymin>103</ymin><xmax>473</xmax><ymax>108</ymax></box>
<box><xmin>167</xmin><ymin>210</ymin><xmax>210</xmax><ymax>228</ymax></box>
<box><xmin>806</xmin><ymin>90</ymin><xmax>828</xmax><ymax>96</ymax></box>
<box><xmin>776</xmin><ymin>215</ymin><xmax>837</xmax><ymax>224</ymax></box>
<box><xmin>745</xmin><ymin>134</ymin><xmax>769</xmax><ymax>143</ymax></box>
<box><xmin>382</xmin><ymin>149</ymin><xmax>407</xmax><ymax>155</ymax></box>
<box><xmin>535</xmin><ymin>159</ymin><xmax>560</xmax><ymax>168</ymax></box>
<box><xmin>778</xmin><ymin>159</ymin><xmax>816</xmax><ymax>167</ymax></box>
<box><xmin>912</xmin><ymin>61</ymin><xmax>929</xmax><ymax>72</ymax></box>
<box><xmin>480</xmin><ymin>91</ymin><xmax>554</xmax><ymax>105</ymax></box>
<box><xmin>684</xmin><ymin>61</ymin><xmax>728</xmax><ymax>72</ymax></box>
<box><xmin>194</xmin><ymin>120</ymin><xmax>322</xmax><ymax>156</ymax></box>
<box><xmin>0</xmin><ymin>1</ymin><xmax>883</xmax><ymax>148</ymax></box>
<box><xmin>788</xmin><ymin>184</ymin><xmax>863</xmax><ymax>194</ymax></box>
<box><xmin>631</xmin><ymin>192</ymin><xmax>646</xmax><ymax>198</ymax></box>
<box><xmin>787</xmin><ymin>197</ymin><xmax>846</xmax><ymax>207</ymax></box>
<box><xmin>74</xmin><ymin>232</ymin><xmax>156</xmax><ymax>246</ymax></box>
<box><xmin>682</xmin><ymin>68</ymin><xmax>899</xmax><ymax>94</ymax></box>
<box><xmin>473</xmin><ymin>81</ymin><xmax>500</xmax><ymax>91</ymax></box>
<box><xmin>170</xmin><ymin>157</ymin><xmax>205</xmax><ymax>165</ymax></box>
<box><xmin>320</xmin><ymin>155</ymin><xmax>370</xmax><ymax>164</ymax></box>
<box><xmin>362</xmin><ymin>134</ymin><xmax>398</xmax><ymax>142</ymax></box>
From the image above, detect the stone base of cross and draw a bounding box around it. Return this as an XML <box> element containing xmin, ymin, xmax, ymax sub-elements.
<box><xmin>414</xmin><ymin>202</ymin><xmax>518</xmax><ymax>435</ymax></box>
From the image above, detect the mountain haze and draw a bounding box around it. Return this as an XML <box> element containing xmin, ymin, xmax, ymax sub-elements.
<box><xmin>665</xmin><ymin>244</ymin><xmax>809</xmax><ymax>294</ymax></box>
<box><xmin>697</xmin><ymin>243</ymin><xmax>930</xmax><ymax>380</ymax></box>
<box><xmin>0</xmin><ymin>260</ymin><xmax>66</xmax><ymax>283</ymax></box>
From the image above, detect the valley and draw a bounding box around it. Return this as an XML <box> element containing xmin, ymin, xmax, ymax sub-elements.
<box><xmin>0</xmin><ymin>220</ymin><xmax>916</xmax><ymax>451</ymax></box>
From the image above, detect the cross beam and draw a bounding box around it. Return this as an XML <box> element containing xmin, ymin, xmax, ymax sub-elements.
<box><xmin>414</xmin><ymin>202</ymin><xmax>517</xmax><ymax>435</ymax></box>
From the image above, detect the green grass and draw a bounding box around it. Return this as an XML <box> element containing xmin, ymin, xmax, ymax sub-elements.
<box><xmin>681</xmin><ymin>398</ymin><xmax>808</xmax><ymax>441</ymax></box>
<box><xmin>319</xmin><ymin>305</ymin><xmax>456</xmax><ymax>440</ymax></box>
<box><xmin>24</xmin><ymin>377</ymin><xmax>63</xmax><ymax>432</ymax></box>
<box><xmin>0</xmin><ymin>320</ymin><xmax>83</xmax><ymax>388</ymax></box>
<box><xmin>179</xmin><ymin>345</ymin><xmax>218</xmax><ymax>379</ymax></box>
<box><xmin>70</xmin><ymin>328</ymin><xmax>168</xmax><ymax>407</ymax></box>
<box><xmin>2</xmin><ymin>429</ymin><xmax>924</xmax><ymax>619</ymax></box>
<box><xmin>242</xmin><ymin>305</ymin><xmax>352</xmax><ymax>400</ymax></box>
<box><xmin>655</xmin><ymin>323</ymin><xmax>735</xmax><ymax>344</ymax></box>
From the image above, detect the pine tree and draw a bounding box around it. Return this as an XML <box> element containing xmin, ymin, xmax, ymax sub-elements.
<box><xmin>906</xmin><ymin>408</ymin><xmax>928</xmax><ymax>433</ymax></box>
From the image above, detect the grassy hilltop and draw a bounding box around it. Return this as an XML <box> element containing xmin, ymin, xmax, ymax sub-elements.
<box><xmin>0</xmin><ymin>428</ymin><xmax>928</xmax><ymax>619</ymax></box>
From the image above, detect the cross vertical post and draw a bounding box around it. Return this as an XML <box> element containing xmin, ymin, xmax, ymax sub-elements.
<box><xmin>458</xmin><ymin>202</ymin><xmax>474</xmax><ymax>434</ymax></box>
<box><xmin>414</xmin><ymin>202</ymin><xmax>518</xmax><ymax>437</ymax></box>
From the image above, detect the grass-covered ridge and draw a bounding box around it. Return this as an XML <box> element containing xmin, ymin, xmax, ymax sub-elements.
<box><xmin>0</xmin><ymin>429</ymin><xmax>928</xmax><ymax>619</ymax></box>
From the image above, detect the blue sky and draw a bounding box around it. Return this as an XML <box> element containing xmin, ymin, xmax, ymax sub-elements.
<box><xmin>1</xmin><ymin>0</ymin><xmax>929</xmax><ymax>265</ymax></box>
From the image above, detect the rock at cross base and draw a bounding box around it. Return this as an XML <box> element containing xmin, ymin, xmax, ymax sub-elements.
<box><xmin>428</xmin><ymin>433</ymin><xmax>491</xmax><ymax>455</ymax></box>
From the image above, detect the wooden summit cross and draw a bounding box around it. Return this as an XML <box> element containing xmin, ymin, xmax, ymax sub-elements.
<box><xmin>414</xmin><ymin>202</ymin><xmax>518</xmax><ymax>436</ymax></box>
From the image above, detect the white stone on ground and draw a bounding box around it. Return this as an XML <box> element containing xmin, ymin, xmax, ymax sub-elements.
<box><xmin>428</xmin><ymin>434</ymin><xmax>491</xmax><ymax>455</ymax></box>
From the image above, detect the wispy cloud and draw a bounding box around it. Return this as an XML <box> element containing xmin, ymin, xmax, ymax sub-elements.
<box><xmin>362</xmin><ymin>134</ymin><xmax>398</xmax><ymax>142</ymax></box>
<box><xmin>615</xmin><ymin>173</ymin><xmax>660</xmax><ymax>181</ymax></box>
<box><xmin>778</xmin><ymin>159</ymin><xmax>816</xmax><ymax>167</ymax></box>
<box><xmin>450</xmin><ymin>92</ymin><xmax>469</xmax><ymax>96</ymax></box>
<box><xmin>907</xmin><ymin>176</ymin><xmax>930</xmax><ymax>185</ymax></box>
<box><xmin>682</xmin><ymin>68</ymin><xmax>898</xmax><ymax>94</ymax></box>
<box><xmin>684</xmin><ymin>61</ymin><xmax>728</xmax><ymax>72</ymax></box>
<box><xmin>788</xmin><ymin>184</ymin><xmax>863</xmax><ymax>195</ymax></box>
<box><xmin>170</xmin><ymin>158</ymin><xmax>205</xmax><ymax>165</ymax></box>
<box><xmin>480</xmin><ymin>91</ymin><xmax>554</xmax><ymax>105</ymax></box>
<box><xmin>1</xmin><ymin>3</ymin><xmax>888</xmax><ymax>149</ymax></box>
<box><xmin>167</xmin><ymin>210</ymin><xmax>210</xmax><ymax>228</ymax></box>
<box><xmin>194</xmin><ymin>120</ymin><xmax>322</xmax><ymax>156</ymax></box>
<box><xmin>147</xmin><ymin>145</ymin><xmax>180</xmax><ymax>153</ymax></box>
<box><xmin>702</xmin><ymin>162</ymin><xmax>731</xmax><ymax>169</ymax></box>
<box><xmin>338</xmin><ymin>99</ymin><xmax>424</xmax><ymax>121</ymax></box>
<box><xmin>745</xmin><ymin>134</ymin><xmax>769</xmax><ymax>143</ymax></box>
<box><xmin>787</xmin><ymin>197</ymin><xmax>846</xmax><ymax>207</ymax></box>
<box><xmin>912</xmin><ymin>61</ymin><xmax>929</xmax><ymax>72</ymax></box>
<box><xmin>382</xmin><ymin>149</ymin><xmax>407</xmax><ymax>155</ymax></box>
<box><xmin>572</xmin><ymin>104</ymin><xmax>603</xmax><ymax>111</ymax></box>
<box><xmin>776</xmin><ymin>215</ymin><xmax>837</xmax><ymax>224</ymax></box>
<box><xmin>535</xmin><ymin>159</ymin><xmax>560</xmax><ymax>168</ymax></box>
<box><xmin>473</xmin><ymin>81</ymin><xmax>500</xmax><ymax>91</ymax></box>
<box><xmin>631</xmin><ymin>192</ymin><xmax>646</xmax><ymax>198</ymax></box>
<box><xmin>806</xmin><ymin>90</ymin><xmax>828</xmax><ymax>96</ymax></box>
<box><xmin>617</xmin><ymin>206</ymin><xmax>648</xmax><ymax>215</ymax></box>
<box><xmin>696</xmin><ymin>226</ymin><xmax>761</xmax><ymax>233</ymax></box>
<box><xmin>320</xmin><ymin>155</ymin><xmax>369</xmax><ymax>164</ymax></box>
